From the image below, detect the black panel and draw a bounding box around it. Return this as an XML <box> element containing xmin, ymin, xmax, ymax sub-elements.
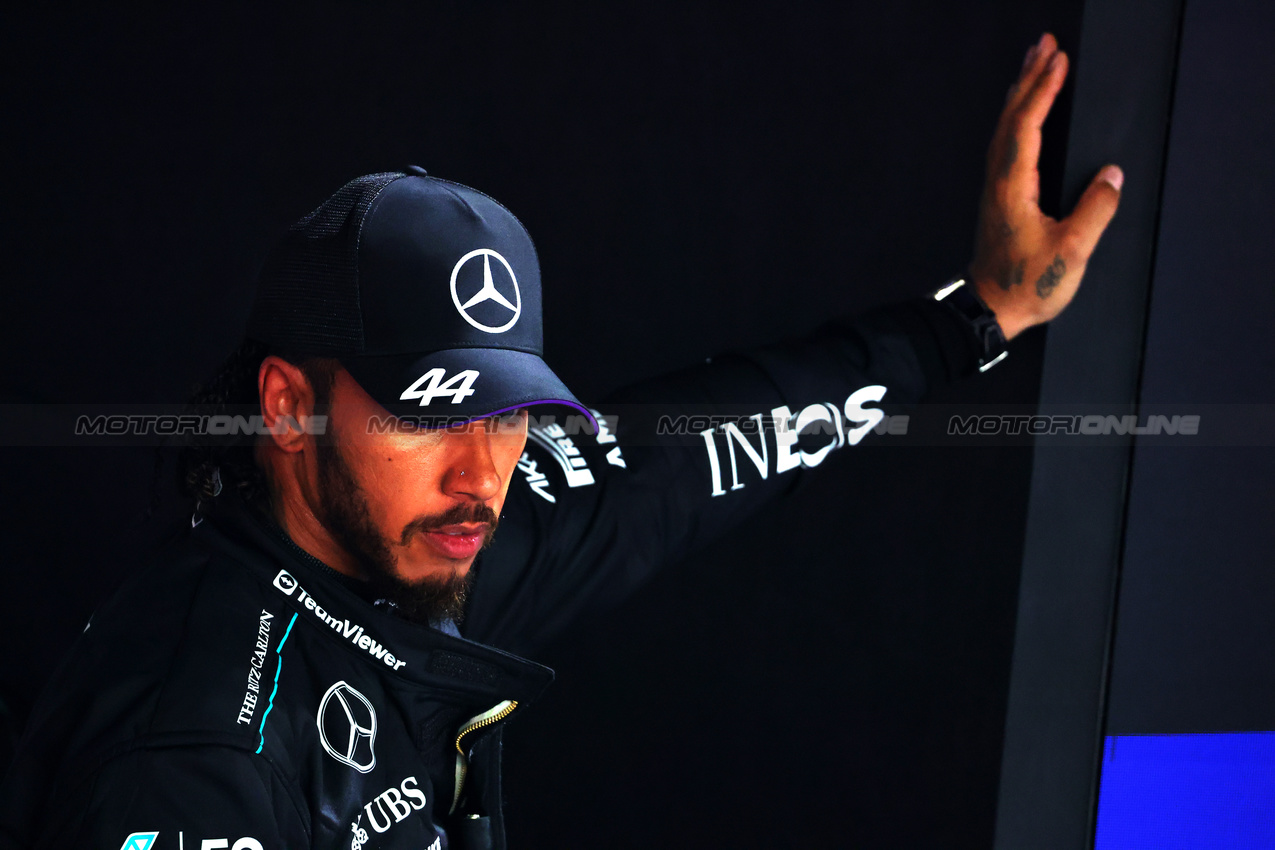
<box><xmin>1105</xmin><ymin>0</ymin><xmax>1275</xmax><ymax>737</ymax></box>
<box><xmin>993</xmin><ymin>0</ymin><xmax>1185</xmax><ymax>847</ymax></box>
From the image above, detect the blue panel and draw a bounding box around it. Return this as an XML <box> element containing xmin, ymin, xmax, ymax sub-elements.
<box><xmin>1095</xmin><ymin>733</ymin><xmax>1275</xmax><ymax>849</ymax></box>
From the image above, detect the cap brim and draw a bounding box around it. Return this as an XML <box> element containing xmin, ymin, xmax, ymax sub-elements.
<box><xmin>340</xmin><ymin>348</ymin><xmax>597</xmax><ymax>433</ymax></box>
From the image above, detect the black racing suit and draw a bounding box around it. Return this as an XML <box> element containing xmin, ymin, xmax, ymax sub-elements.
<box><xmin>0</xmin><ymin>300</ymin><xmax>979</xmax><ymax>850</ymax></box>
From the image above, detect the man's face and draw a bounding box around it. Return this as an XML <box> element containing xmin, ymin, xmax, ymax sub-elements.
<box><xmin>313</xmin><ymin>369</ymin><xmax>528</xmax><ymax>624</ymax></box>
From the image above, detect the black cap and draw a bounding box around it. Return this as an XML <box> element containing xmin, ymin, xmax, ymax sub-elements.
<box><xmin>247</xmin><ymin>169</ymin><xmax>595</xmax><ymax>431</ymax></box>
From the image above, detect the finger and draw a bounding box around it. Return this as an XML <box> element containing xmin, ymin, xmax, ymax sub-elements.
<box><xmin>1005</xmin><ymin>50</ymin><xmax>1069</xmax><ymax>197</ymax></box>
<box><xmin>1006</xmin><ymin>33</ymin><xmax>1058</xmax><ymax>113</ymax></box>
<box><xmin>992</xmin><ymin>36</ymin><xmax>1061</xmax><ymax>185</ymax></box>
<box><xmin>1018</xmin><ymin>48</ymin><xmax>1068</xmax><ymax>131</ymax></box>
<box><xmin>1061</xmin><ymin>165</ymin><xmax>1124</xmax><ymax>260</ymax></box>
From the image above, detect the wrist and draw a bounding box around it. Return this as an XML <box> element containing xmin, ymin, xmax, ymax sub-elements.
<box><xmin>969</xmin><ymin>277</ymin><xmax>1035</xmax><ymax>340</ymax></box>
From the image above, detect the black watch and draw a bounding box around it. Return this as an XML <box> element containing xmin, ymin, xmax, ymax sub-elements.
<box><xmin>933</xmin><ymin>278</ymin><xmax>1008</xmax><ymax>372</ymax></box>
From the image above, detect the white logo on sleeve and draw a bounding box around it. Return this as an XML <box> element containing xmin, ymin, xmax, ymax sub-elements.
<box><xmin>526</xmin><ymin>423</ymin><xmax>595</xmax><ymax>488</ymax></box>
<box><xmin>318</xmin><ymin>681</ymin><xmax>378</xmax><ymax>773</ymax></box>
<box><xmin>450</xmin><ymin>249</ymin><xmax>521</xmax><ymax>333</ymax></box>
<box><xmin>698</xmin><ymin>384</ymin><xmax>889</xmax><ymax>496</ymax></box>
<box><xmin>400</xmin><ymin>368</ymin><xmax>480</xmax><ymax>405</ymax></box>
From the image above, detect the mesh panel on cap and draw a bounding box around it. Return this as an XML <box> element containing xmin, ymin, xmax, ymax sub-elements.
<box><xmin>248</xmin><ymin>172</ymin><xmax>403</xmax><ymax>354</ymax></box>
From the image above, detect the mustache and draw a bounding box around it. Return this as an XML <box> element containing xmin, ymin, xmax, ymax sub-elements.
<box><xmin>398</xmin><ymin>502</ymin><xmax>500</xmax><ymax>546</ymax></box>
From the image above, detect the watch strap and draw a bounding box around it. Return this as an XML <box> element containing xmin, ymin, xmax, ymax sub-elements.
<box><xmin>933</xmin><ymin>278</ymin><xmax>1008</xmax><ymax>372</ymax></box>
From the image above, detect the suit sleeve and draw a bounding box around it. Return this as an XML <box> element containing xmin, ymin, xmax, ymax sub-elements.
<box><xmin>27</xmin><ymin>745</ymin><xmax>308</xmax><ymax>850</ymax></box>
<box><xmin>463</xmin><ymin>298</ymin><xmax>981</xmax><ymax>654</ymax></box>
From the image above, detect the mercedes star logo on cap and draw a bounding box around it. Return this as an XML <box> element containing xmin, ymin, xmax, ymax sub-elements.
<box><xmin>450</xmin><ymin>248</ymin><xmax>521</xmax><ymax>334</ymax></box>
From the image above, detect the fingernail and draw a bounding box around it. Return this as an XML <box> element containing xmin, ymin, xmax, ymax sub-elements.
<box><xmin>1099</xmin><ymin>165</ymin><xmax>1124</xmax><ymax>192</ymax></box>
<box><xmin>1047</xmin><ymin>51</ymin><xmax>1062</xmax><ymax>71</ymax></box>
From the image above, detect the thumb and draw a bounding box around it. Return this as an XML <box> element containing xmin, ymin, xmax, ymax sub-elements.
<box><xmin>1063</xmin><ymin>164</ymin><xmax>1123</xmax><ymax>261</ymax></box>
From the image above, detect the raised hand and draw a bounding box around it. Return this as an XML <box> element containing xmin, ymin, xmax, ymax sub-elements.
<box><xmin>969</xmin><ymin>33</ymin><xmax>1123</xmax><ymax>340</ymax></box>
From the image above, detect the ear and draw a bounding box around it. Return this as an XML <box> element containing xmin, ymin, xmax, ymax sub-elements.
<box><xmin>258</xmin><ymin>355</ymin><xmax>316</xmax><ymax>453</ymax></box>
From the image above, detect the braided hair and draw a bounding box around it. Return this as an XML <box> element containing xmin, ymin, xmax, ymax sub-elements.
<box><xmin>178</xmin><ymin>339</ymin><xmax>337</xmax><ymax>510</ymax></box>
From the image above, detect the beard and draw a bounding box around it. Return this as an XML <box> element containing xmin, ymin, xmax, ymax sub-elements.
<box><xmin>313</xmin><ymin>435</ymin><xmax>497</xmax><ymax>628</ymax></box>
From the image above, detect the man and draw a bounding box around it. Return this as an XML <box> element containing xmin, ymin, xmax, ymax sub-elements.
<box><xmin>0</xmin><ymin>34</ymin><xmax>1119</xmax><ymax>849</ymax></box>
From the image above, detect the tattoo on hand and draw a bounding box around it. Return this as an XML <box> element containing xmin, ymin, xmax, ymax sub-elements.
<box><xmin>998</xmin><ymin>257</ymin><xmax>1025</xmax><ymax>291</ymax></box>
<box><xmin>1036</xmin><ymin>255</ymin><xmax>1066</xmax><ymax>299</ymax></box>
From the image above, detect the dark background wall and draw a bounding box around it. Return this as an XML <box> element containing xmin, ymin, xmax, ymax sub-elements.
<box><xmin>1</xmin><ymin>2</ymin><xmax>1080</xmax><ymax>847</ymax></box>
<box><xmin>1104</xmin><ymin>0</ymin><xmax>1275</xmax><ymax>737</ymax></box>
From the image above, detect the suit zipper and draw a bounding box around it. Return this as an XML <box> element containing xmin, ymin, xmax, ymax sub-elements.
<box><xmin>450</xmin><ymin>699</ymin><xmax>518</xmax><ymax>815</ymax></box>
